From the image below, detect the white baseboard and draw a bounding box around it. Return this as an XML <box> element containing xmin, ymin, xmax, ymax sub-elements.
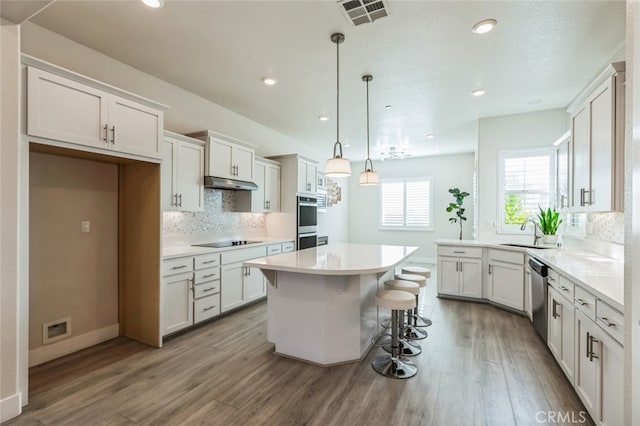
<box><xmin>29</xmin><ymin>323</ymin><xmax>119</xmax><ymax>367</ymax></box>
<box><xmin>0</xmin><ymin>392</ymin><xmax>22</xmax><ymax>423</ymax></box>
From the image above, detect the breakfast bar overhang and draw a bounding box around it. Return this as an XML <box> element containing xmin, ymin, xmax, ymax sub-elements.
<box><xmin>244</xmin><ymin>243</ymin><xmax>418</xmax><ymax>366</ymax></box>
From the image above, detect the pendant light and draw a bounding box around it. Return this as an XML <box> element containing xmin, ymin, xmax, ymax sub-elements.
<box><xmin>359</xmin><ymin>75</ymin><xmax>379</xmax><ymax>185</ymax></box>
<box><xmin>324</xmin><ymin>33</ymin><xmax>352</xmax><ymax>177</ymax></box>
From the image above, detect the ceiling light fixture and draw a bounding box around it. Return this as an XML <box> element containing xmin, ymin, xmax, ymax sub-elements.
<box><xmin>262</xmin><ymin>77</ymin><xmax>278</xmax><ymax>86</ymax></box>
<box><xmin>379</xmin><ymin>147</ymin><xmax>409</xmax><ymax>161</ymax></box>
<box><xmin>324</xmin><ymin>33</ymin><xmax>351</xmax><ymax>178</ymax></box>
<box><xmin>472</xmin><ymin>19</ymin><xmax>497</xmax><ymax>34</ymax></box>
<box><xmin>141</xmin><ymin>0</ymin><xmax>164</xmax><ymax>8</ymax></box>
<box><xmin>359</xmin><ymin>75</ymin><xmax>380</xmax><ymax>186</ymax></box>
<box><xmin>426</xmin><ymin>133</ymin><xmax>436</xmax><ymax>139</ymax></box>
<box><xmin>471</xmin><ymin>88</ymin><xmax>486</xmax><ymax>97</ymax></box>
<box><xmin>318</xmin><ymin>115</ymin><xmax>330</xmax><ymax>121</ymax></box>
<box><xmin>385</xmin><ymin>105</ymin><xmax>392</xmax><ymax>110</ymax></box>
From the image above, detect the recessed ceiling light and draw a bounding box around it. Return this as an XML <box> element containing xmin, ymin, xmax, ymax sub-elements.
<box><xmin>472</xmin><ymin>19</ymin><xmax>497</xmax><ymax>34</ymax></box>
<box><xmin>385</xmin><ymin>105</ymin><xmax>392</xmax><ymax>110</ymax></box>
<box><xmin>262</xmin><ymin>77</ymin><xmax>278</xmax><ymax>86</ymax></box>
<box><xmin>426</xmin><ymin>133</ymin><xmax>436</xmax><ymax>139</ymax></box>
<box><xmin>318</xmin><ymin>115</ymin><xmax>330</xmax><ymax>121</ymax></box>
<box><xmin>471</xmin><ymin>88</ymin><xmax>486</xmax><ymax>97</ymax></box>
<box><xmin>141</xmin><ymin>0</ymin><xmax>164</xmax><ymax>8</ymax></box>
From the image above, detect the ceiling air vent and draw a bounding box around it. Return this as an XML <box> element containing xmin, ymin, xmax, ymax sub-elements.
<box><xmin>338</xmin><ymin>0</ymin><xmax>391</xmax><ymax>26</ymax></box>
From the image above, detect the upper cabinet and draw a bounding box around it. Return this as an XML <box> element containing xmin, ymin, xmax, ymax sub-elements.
<box><xmin>187</xmin><ymin>130</ymin><xmax>256</xmax><ymax>182</ymax></box>
<box><xmin>160</xmin><ymin>132</ymin><xmax>205</xmax><ymax>212</ymax></box>
<box><xmin>568</xmin><ymin>62</ymin><xmax>625</xmax><ymax>212</ymax></box>
<box><xmin>555</xmin><ymin>134</ymin><xmax>571</xmax><ymax>210</ymax></box>
<box><xmin>239</xmin><ymin>158</ymin><xmax>280</xmax><ymax>213</ymax></box>
<box><xmin>297</xmin><ymin>158</ymin><xmax>318</xmax><ymax>194</ymax></box>
<box><xmin>27</xmin><ymin>64</ymin><xmax>165</xmax><ymax>159</ymax></box>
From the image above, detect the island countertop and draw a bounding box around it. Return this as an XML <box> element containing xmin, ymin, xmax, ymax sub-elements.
<box><xmin>244</xmin><ymin>243</ymin><xmax>419</xmax><ymax>276</ymax></box>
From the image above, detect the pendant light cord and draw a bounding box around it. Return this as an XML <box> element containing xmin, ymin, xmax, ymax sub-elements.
<box><xmin>366</xmin><ymin>77</ymin><xmax>370</xmax><ymax>161</ymax></box>
<box><xmin>336</xmin><ymin>39</ymin><xmax>340</xmax><ymax>147</ymax></box>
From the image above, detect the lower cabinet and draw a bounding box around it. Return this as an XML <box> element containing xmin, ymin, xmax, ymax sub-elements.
<box><xmin>221</xmin><ymin>264</ymin><xmax>265</xmax><ymax>312</ymax></box>
<box><xmin>487</xmin><ymin>249</ymin><xmax>524</xmax><ymax>311</ymax></box>
<box><xmin>162</xmin><ymin>271</ymin><xmax>194</xmax><ymax>336</ymax></box>
<box><xmin>547</xmin><ymin>286</ymin><xmax>575</xmax><ymax>383</ymax></box>
<box><xmin>437</xmin><ymin>255</ymin><xmax>482</xmax><ymax>298</ymax></box>
<box><xmin>245</xmin><ymin>266</ymin><xmax>266</xmax><ymax>302</ymax></box>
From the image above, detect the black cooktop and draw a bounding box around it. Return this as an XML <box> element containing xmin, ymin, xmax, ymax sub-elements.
<box><xmin>192</xmin><ymin>240</ymin><xmax>262</xmax><ymax>248</ymax></box>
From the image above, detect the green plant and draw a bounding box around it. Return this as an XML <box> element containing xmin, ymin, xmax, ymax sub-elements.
<box><xmin>536</xmin><ymin>206</ymin><xmax>563</xmax><ymax>235</ymax></box>
<box><xmin>503</xmin><ymin>193</ymin><xmax>529</xmax><ymax>225</ymax></box>
<box><xmin>446</xmin><ymin>188</ymin><xmax>470</xmax><ymax>240</ymax></box>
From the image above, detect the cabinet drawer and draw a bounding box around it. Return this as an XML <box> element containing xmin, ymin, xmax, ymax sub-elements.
<box><xmin>282</xmin><ymin>241</ymin><xmax>295</xmax><ymax>253</ymax></box>
<box><xmin>163</xmin><ymin>257</ymin><xmax>193</xmax><ymax>276</ymax></box>
<box><xmin>488</xmin><ymin>249</ymin><xmax>524</xmax><ymax>265</ymax></box>
<box><xmin>221</xmin><ymin>246</ymin><xmax>267</xmax><ymax>264</ymax></box>
<box><xmin>574</xmin><ymin>285</ymin><xmax>596</xmax><ymax>319</ymax></box>
<box><xmin>194</xmin><ymin>267</ymin><xmax>220</xmax><ymax>284</ymax></box>
<box><xmin>194</xmin><ymin>294</ymin><xmax>220</xmax><ymax>323</ymax></box>
<box><xmin>267</xmin><ymin>244</ymin><xmax>282</xmax><ymax>256</ymax></box>
<box><xmin>437</xmin><ymin>246</ymin><xmax>482</xmax><ymax>258</ymax></box>
<box><xmin>556</xmin><ymin>275</ymin><xmax>575</xmax><ymax>303</ymax></box>
<box><xmin>195</xmin><ymin>253</ymin><xmax>220</xmax><ymax>269</ymax></box>
<box><xmin>596</xmin><ymin>300</ymin><xmax>624</xmax><ymax>345</ymax></box>
<box><xmin>194</xmin><ymin>281</ymin><xmax>220</xmax><ymax>299</ymax></box>
<box><xmin>547</xmin><ymin>268</ymin><xmax>560</xmax><ymax>290</ymax></box>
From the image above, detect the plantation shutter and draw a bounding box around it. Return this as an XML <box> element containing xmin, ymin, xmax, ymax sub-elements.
<box><xmin>380</xmin><ymin>178</ymin><xmax>433</xmax><ymax>229</ymax></box>
<box><xmin>381</xmin><ymin>182</ymin><xmax>404</xmax><ymax>227</ymax></box>
<box><xmin>406</xmin><ymin>180</ymin><xmax>431</xmax><ymax>227</ymax></box>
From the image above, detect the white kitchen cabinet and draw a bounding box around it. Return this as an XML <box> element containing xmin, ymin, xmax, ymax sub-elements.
<box><xmin>297</xmin><ymin>158</ymin><xmax>318</xmax><ymax>194</ymax></box>
<box><xmin>547</xmin><ymin>286</ymin><xmax>575</xmax><ymax>383</ymax></box>
<box><xmin>487</xmin><ymin>249</ymin><xmax>524</xmax><ymax>311</ymax></box>
<box><xmin>162</xmin><ymin>271</ymin><xmax>194</xmax><ymax>336</ymax></box>
<box><xmin>28</xmin><ymin>66</ymin><xmax>163</xmax><ymax>159</ymax></box>
<box><xmin>221</xmin><ymin>263</ymin><xmax>265</xmax><ymax>312</ymax></box>
<box><xmin>244</xmin><ymin>266</ymin><xmax>266</xmax><ymax>302</ymax></box>
<box><xmin>161</xmin><ymin>132</ymin><xmax>204</xmax><ymax>212</ymax></box>
<box><xmin>437</xmin><ymin>246</ymin><xmax>483</xmax><ymax>298</ymax></box>
<box><xmin>250</xmin><ymin>159</ymin><xmax>280</xmax><ymax>212</ymax></box>
<box><xmin>205</xmin><ymin>136</ymin><xmax>254</xmax><ymax>181</ymax></box>
<box><xmin>569</xmin><ymin>62</ymin><xmax>625</xmax><ymax>212</ymax></box>
<box><xmin>556</xmin><ymin>138</ymin><xmax>571</xmax><ymax>210</ymax></box>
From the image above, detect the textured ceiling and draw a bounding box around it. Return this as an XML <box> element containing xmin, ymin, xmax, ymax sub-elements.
<box><xmin>4</xmin><ymin>0</ymin><xmax>627</xmax><ymax>161</ymax></box>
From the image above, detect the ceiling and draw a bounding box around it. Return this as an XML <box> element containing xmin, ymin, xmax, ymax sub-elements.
<box><xmin>1</xmin><ymin>0</ymin><xmax>626</xmax><ymax>161</ymax></box>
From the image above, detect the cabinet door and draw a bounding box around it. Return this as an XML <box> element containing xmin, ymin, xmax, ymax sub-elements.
<box><xmin>559</xmin><ymin>296</ymin><xmax>575</xmax><ymax>384</ymax></box>
<box><xmin>208</xmin><ymin>139</ymin><xmax>234</xmax><ymax>179</ymax></box>
<box><xmin>176</xmin><ymin>141</ymin><xmax>204</xmax><ymax>212</ymax></box>
<box><xmin>244</xmin><ymin>266</ymin><xmax>265</xmax><ymax>302</ymax></box>
<box><xmin>252</xmin><ymin>162</ymin><xmax>267</xmax><ymax>212</ymax></box>
<box><xmin>27</xmin><ymin>67</ymin><xmax>108</xmax><ymax>149</ymax></box>
<box><xmin>600</xmin><ymin>331</ymin><xmax>624</xmax><ymax>426</ymax></box>
<box><xmin>574</xmin><ymin>310</ymin><xmax>600</xmax><ymax>421</ymax></box>
<box><xmin>221</xmin><ymin>263</ymin><xmax>245</xmax><ymax>312</ymax></box>
<box><xmin>572</xmin><ymin>106</ymin><xmax>590</xmax><ymax>209</ymax></box>
<box><xmin>162</xmin><ymin>272</ymin><xmax>193</xmax><ymax>336</ymax></box>
<box><xmin>297</xmin><ymin>160</ymin><xmax>308</xmax><ymax>193</ymax></box>
<box><xmin>489</xmin><ymin>262</ymin><xmax>524</xmax><ymax>310</ymax></box>
<box><xmin>307</xmin><ymin>162</ymin><xmax>318</xmax><ymax>193</ymax></box>
<box><xmin>557</xmin><ymin>140</ymin><xmax>570</xmax><ymax>210</ymax></box>
<box><xmin>547</xmin><ymin>287</ymin><xmax>562</xmax><ymax>361</ymax></box>
<box><xmin>266</xmin><ymin>164</ymin><xmax>280</xmax><ymax>212</ymax></box>
<box><xmin>109</xmin><ymin>95</ymin><xmax>162</xmax><ymax>158</ymax></box>
<box><xmin>160</xmin><ymin>137</ymin><xmax>178</xmax><ymax>211</ymax></box>
<box><xmin>233</xmin><ymin>145</ymin><xmax>255</xmax><ymax>182</ymax></box>
<box><xmin>460</xmin><ymin>258</ymin><xmax>482</xmax><ymax>298</ymax></box>
<box><xmin>589</xmin><ymin>80</ymin><xmax>614</xmax><ymax>212</ymax></box>
<box><xmin>437</xmin><ymin>257</ymin><xmax>460</xmax><ymax>296</ymax></box>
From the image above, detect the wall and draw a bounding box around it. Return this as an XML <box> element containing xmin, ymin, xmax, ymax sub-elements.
<box><xmin>0</xmin><ymin>18</ymin><xmax>23</xmax><ymax>422</ymax></box>
<box><xmin>477</xmin><ymin>109</ymin><xmax>567</xmax><ymax>241</ymax></box>
<box><xmin>29</xmin><ymin>153</ymin><xmax>118</xmax><ymax>364</ymax></box>
<box><xmin>347</xmin><ymin>154</ymin><xmax>475</xmax><ymax>261</ymax></box>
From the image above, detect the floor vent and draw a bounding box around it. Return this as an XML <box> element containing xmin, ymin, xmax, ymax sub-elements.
<box><xmin>338</xmin><ymin>0</ymin><xmax>391</xmax><ymax>26</ymax></box>
<box><xmin>42</xmin><ymin>317</ymin><xmax>72</xmax><ymax>344</ymax></box>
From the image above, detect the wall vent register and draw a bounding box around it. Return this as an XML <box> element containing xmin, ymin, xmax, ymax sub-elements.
<box><xmin>338</xmin><ymin>0</ymin><xmax>390</xmax><ymax>26</ymax></box>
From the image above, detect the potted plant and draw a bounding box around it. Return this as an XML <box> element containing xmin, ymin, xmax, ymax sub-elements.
<box><xmin>446</xmin><ymin>188</ymin><xmax>470</xmax><ymax>240</ymax></box>
<box><xmin>536</xmin><ymin>206</ymin><xmax>563</xmax><ymax>245</ymax></box>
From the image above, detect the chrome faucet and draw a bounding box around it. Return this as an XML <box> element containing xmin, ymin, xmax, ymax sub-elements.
<box><xmin>520</xmin><ymin>218</ymin><xmax>543</xmax><ymax>246</ymax></box>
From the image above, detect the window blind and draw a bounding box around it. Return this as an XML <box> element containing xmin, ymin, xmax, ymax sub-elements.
<box><xmin>380</xmin><ymin>178</ymin><xmax>433</xmax><ymax>229</ymax></box>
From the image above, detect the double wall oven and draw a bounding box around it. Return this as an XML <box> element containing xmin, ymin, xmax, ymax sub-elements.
<box><xmin>297</xmin><ymin>196</ymin><xmax>317</xmax><ymax>250</ymax></box>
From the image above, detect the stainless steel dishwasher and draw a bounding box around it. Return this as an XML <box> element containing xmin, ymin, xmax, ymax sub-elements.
<box><xmin>529</xmin><ymin>257</ymin><xmax>549</xmax><ymax>342</ymax></box>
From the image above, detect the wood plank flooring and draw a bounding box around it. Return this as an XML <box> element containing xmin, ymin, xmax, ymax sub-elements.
<box><xmin>8</xmin><ymin>266</ymin><xmax>591</xmax><ymax>426</ymax></box>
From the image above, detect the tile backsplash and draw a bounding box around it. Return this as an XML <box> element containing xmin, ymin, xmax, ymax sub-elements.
<box><xmin>586</xmin><ymin>212</ymin><xmax>624</xmax><ymax>244</ymax></box>
<box><xmin>163</xmin><ymin>189</ymin><xmax>265</xmax><ymax>237</ymax></box>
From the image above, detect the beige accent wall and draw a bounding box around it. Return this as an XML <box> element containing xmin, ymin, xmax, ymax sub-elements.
<box><xmin>29</xmin><ymin>152</ymin><xmax>118</xmax><ymax>351</ymax></box>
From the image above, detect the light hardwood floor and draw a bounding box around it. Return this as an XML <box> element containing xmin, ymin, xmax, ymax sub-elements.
<box><xmin>9</xmin><ymin>267</ymin><xmax>591</xmax><ymax>426</ymax></box>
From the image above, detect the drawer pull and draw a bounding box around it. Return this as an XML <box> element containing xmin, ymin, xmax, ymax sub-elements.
<box><xmin>203</xmin><ymin>306</ymin><xmax>215</xmax><ymax>312</ymax></box>
<box><xmin>559</xmin><ymin>285</ymin><xmax>569</xmax><ymax>292</ymax></box>
<box><xmin>202</xmin><ymin>274</ymin><xmax>216</xmax><ymax>279</ymax></box>
<box><xmin>547</xmin><ymin>277</ymin><xmax>555</xmax><ymax>282</ymax></box>
<box><xmin>202</xmin><ymin>287</ymin><xmax>216</xmax><ymax>292</ymax></box>
<box><xmin>599</xmin><ymin>316</ymin><xmax>615</xmax><ymax>327</ymax></box>
<box><xmin>575</xmin><ymin>298</ymin><xmax>587</xmax><ymax>306</ymax></box>
<box><xmin>453</xmin><ymin>251</ymin><xmax>466</xmax><ymax>254</ymax></box>
<box><xmin>202</xmin><ymin>260</ymin><xmax>217</xmax><ymax>264</ymax></box>
<box><xmin>171</xmin><ymin>265</ymin><xmax>188</xmax><ymax>270</ymax></box>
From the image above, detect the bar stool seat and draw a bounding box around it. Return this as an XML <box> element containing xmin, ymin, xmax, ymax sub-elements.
<box><xmin>401</xmin><ymin>266</ymin><xmax>431</xmax><ymax>279</ymax></box>
<box><xmin>372</xmin><ymin>290</ymin><xmax>417</xmax><ymax>379</ymax></box>
<box><xmin>384</xmin><ymin>279</ymin><xmax>420</xmax><ymax>295</ymax></box>
<box><xmin>384</xmin><ymin>280</ymin><xmax>427</xmax><ymax>343</ymax></box>
<box><xmin>395</xmin><ymin>273</ymin><xmax>432</xmax><ymax>328</ymax></box>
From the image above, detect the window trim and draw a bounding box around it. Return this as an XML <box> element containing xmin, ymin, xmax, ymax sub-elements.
<box><xmin>497</xmin><ymin>147</ymin><xmax>556</xmax><ymax>234</ymax></box>
<box><xmin>378</xmin><ymin>176</ymin><xmax>434</xmax><ymax>231</ymax></box>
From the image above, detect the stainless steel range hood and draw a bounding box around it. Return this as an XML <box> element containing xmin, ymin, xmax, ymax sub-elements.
<box><xmin>204</xmin><ymin>176</ymin><xmax>258</xmax><ymax>191</ymax></box>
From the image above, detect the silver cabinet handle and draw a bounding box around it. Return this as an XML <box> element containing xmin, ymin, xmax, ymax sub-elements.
<box><xmin>560</xmin><ymin>195</ymin><xmax>566</xmax><ymax>208</ymax></box>
<box><xmin>178</xmin><ymin>193</ymin><xmax>182</xmax><ymax>207</ymax></box>
<box><xmin>202</xmin><ymin>274</ymin><xmax>216</xmax><ymax>279</ymax></box>
<box><xmin>488</xmin><ymin>264</ymin><xmax>492</xmax><ymax>275</ymax></box>
<box><xmin>202</xmin><ymin>287</ymin><xmax>216</xmax><ymax>292</ymax></box>
<box><xmin>172</xmin><ymin>193</ymin><xmax>177</xmax><ymax>207</ymax></box>
<box><xmin>202</xmin><ymin>260</ymin><xmax>216</xmax><ymax>265</ymax></box>
<box><xmin>103</xmin><ymin>124</ymin><xmax>109</xmax><ymax>142</ymax></box>
<box><xmin>575</xmin><ymin>298</ymin><xmax>586</xmax><ymax>306</ymax></box>
<box><xmin>453</xmin><ymin>251</ymin><xmax>466</xmax><ymax>254</ymax></box>
<box><xmin>203</xmin><ymin>305</ymin><xmax>215</xmax><ymax>311</ymax></box>
<box><xmin>586</xmin><ymin>331</ymin><xmax>591</xmax><ymax>359</ymax></box>
<box><xmin>110</xmin><ymin>125</ymin><xmax>116</xmax><ymax>144</ymax></box>
<box><xmin>589</xmin><ymin>334</ymin><xmax>599</xmax><ymax>361</ymax></box>
<box><xmin>559</xmin><ymin>285</ymin><xmax>569</xmax><ymax>292</ymax></box>
<box><xmin>547</xmin><ymin>277</ymin><xmax>555</xmax><ymax>282</ymax></box>
<box><xmin>598</xmin><ymin>316</ymin><xmax>615</xmax><ymax>327</ymax></box>
<box><xmin>580</xmin><ymin>188</ymin><xmax>591</xmax><ymax>206</ymax></box>
<box><xmin>171</xmin><ymin>265</ymin><xmax>187</xmax><ymax>270</ymax></box>
<box><xmin>455</xmin><ymin>261</ymin><xmax>458</xmax><ymax>272</ymax></box>
<box><xmin>552</xmin><ymin>299</ymin><xmax>559</xmax><ymax>319</ymax></box>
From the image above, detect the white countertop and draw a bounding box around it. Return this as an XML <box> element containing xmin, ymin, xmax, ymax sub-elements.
<box><xmin>163</xmin><ymin>237</ymin><xmax>294</xmax><ymax>259</ymax></box>
<box><xmin>435</xmin><ymin>238</ymin><xmax>624</xmax><ymax>311</ymax></box>
<box><xmin>244</xmin><ymin>243</ymin><xmax>419</xmax><ymax>276</ymax></box>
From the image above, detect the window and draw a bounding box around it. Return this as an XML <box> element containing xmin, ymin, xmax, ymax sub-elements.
<box><xmin>498</xmin><ymin>148</ymin><xmax>554</xmax><ymax>233</ymax></box>
<box><xmin>379</xmin><ymin>177</ymin><xmax>433</xmax><ymax>230</ymax></box>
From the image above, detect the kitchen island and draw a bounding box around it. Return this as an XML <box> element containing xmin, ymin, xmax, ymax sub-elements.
<box><xmin>244</xmin><ymin>243</ymin><xmax>418</xmax><ymax>366</ymax></box>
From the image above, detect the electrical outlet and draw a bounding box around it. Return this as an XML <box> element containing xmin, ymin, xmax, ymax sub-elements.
<box><xmin>81</xmin><ymin>221</ymin><xmax>90</xmax><ymax>233</ymax></box>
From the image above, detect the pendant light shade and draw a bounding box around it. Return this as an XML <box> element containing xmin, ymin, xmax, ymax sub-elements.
<box><xmin>325</xmin><ymin>33</ymin><xmax>351</xmax><ymax>178</ymax></box>
<box><xmin>359</xmin><ymin>74</ymin><xmax>379</xmax><ymax>186</ymax></box>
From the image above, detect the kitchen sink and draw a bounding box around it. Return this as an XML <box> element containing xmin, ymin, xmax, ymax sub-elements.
<box><xmin>499</xmin><ymin>243</ymin><xmax>556</xmax><ymax>249</ymax></box>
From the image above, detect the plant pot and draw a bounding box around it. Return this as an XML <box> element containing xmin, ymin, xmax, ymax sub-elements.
<box><xmin>542</xmin><ymin>234</ymin><xmax>558</xmax><ymax>245</ymax></box>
